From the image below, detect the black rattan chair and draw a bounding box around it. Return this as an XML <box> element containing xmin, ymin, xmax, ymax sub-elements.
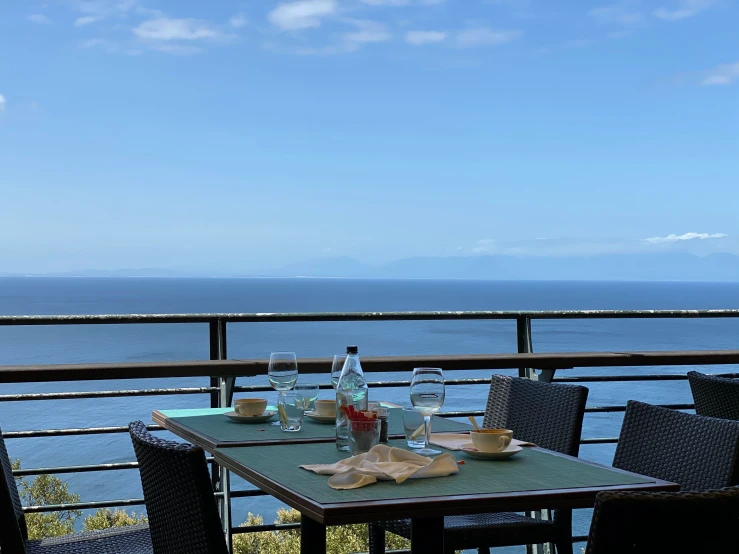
<box><xmin>687</xmin><ymin>370</ymin><xmax>739</xmax><ymax>421</ymax></box>
<box><xmin>0</xmin><ymin>426</ymin><xmax>152</xmax><ymax>554</ymax></box>
<box><xmin>369</xmin><ymin>375</ymin><xmax>589</xmax><ymax>554</ymax></box>
<box><xmin>584</xmin><ymin>486</ymin><xmax>739</xmax><ymax>554</ymax></box>
<box><xmin>613</xmin><ymin>400</ymin><xmax>739</xmax><ymax>490</ymax></box>
<box><xmin>128</xmin><ymin>421</ymin><xmax>228</xmax><ymax>554</ymax></box>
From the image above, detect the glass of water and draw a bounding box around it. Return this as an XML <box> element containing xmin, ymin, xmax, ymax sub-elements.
<box><xmin>409</xmin><ymin>367</ymin><xmax>445</xmax><ymax>455</ymax></box>
<box><xmin>331</xmin><ymin>354</ymin><xmax>347</xmax><ymax>389</ymax></box>
<box><xmin>294</xmin><ymin>383</ymin><xmax>319</xmax><ymax>411</ymax></box>
<box><xmin>402</xmin><ymin>406</ymin><xmax>426</xmax><ymax>449</ymax></box>
<box><xmin>269</xmin><ymin>352</ymin><xmax>298</xmax><ymax>425</ymax></box>
<box><xmin>278</xmin><ymin>391</ymin><xmax>305</xmax><ymax>432</ymax></box>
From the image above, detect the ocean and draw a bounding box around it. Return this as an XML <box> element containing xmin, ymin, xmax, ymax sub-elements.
<box><xmin>2</xmin><ymin>277</ymin><xmax>739</xmax><ymax>544</ymax></box>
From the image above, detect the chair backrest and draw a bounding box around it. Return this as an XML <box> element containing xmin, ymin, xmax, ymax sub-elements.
<box><xmin>614</xmin><ymin>401</ymin><xmax>739</xmax><ymax>491</ymax></box>
<box><xmin>0</xmin><ymin>426</ymin><xmax>28</xmax><ymax>554</ymax></box>
<box><xmin>584</xmin><ymin>486</ymin><xmax>739</xmax><ymax>554</ymax></box>
<box><xmin>688</xmin><ymin>371</ymin><xmax>739</xmax><ymax>421</ymax></box>
<box><xmin>129</xmin><ymin>421</ymin><xmax>228</xmax><ymax>554</ymax></box>
<box><xmin>483</xmin><ymin>375</ymin><xmax>589</xmax><ymax>456</ymax></box>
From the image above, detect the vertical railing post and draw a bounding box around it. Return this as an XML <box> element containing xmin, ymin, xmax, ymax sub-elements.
<box><xmin>517</xmin><ymin>316</ymin><xmax>553</xmax><ymax>554</ymax></box>
<box><xmin>516</xmin><ymin>316</ymin><xmax>535</xmax><ymax>379</ymax></box>
<box><xmin>209</xmin><ymin>318</ymin><xmax>232</xmax><ymax>552</ymax></box>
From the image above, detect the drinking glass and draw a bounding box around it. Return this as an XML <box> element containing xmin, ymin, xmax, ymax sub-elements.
<box><xmin>409</xmin><ymin>367</ymin><xmax>445</xmax><ymax>455</ymax></box>
<box><xmin>331</xmin><ymin>354</ymin><xmax>347</xmax><ymax>389</ymax></box>
<box><xmin>269</xmin><ymin>352</ymin><xmax>298</xmax><ymax>425</ymax></box>
<box><xmin>278</xmin><ymin>391</ymin><xmax>305</xmax><ymax>432</ymax></box>
<box><xmin>294</xmin><ymin>383</ymin><xmax>319</xmax><ymax>411</ymax></box>
<box><xmin>402</xmin><ymin>406</ymin><xmax>426</xmax><ymax>449</ymax></box>
<box><xmin>348</xmin><ymin>419</ymin><xmax>381</xmax><ymax>455</ymax></box>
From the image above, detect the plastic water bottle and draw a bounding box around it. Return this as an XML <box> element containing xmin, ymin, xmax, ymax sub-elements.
<box><xmin>335</xmin><ymin>345</ymin><xmax>368</xmax><ymax>451</ymax></box>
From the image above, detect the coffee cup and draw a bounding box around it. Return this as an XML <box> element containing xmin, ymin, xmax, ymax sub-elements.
<box><xmin>314</xmin><ymin>400</ymin><xmax>336</xmax><ymax>417</ymax></box>
<box><xmin>234</xmin><ymin>398</ymin><xmax>267</xmax><ymax>416</ymax></box>
<box><xmin>470</xmin><ymin>429</ymin><xmax>513</xmax><ymax>453</ymax></box>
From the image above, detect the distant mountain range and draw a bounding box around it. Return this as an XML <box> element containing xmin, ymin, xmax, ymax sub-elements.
<box><xmin>266</xmin><ymin>253</ymin><xmax>739</xmax><ymax>282</ymax></box>
<box><xmin>5</xmin><ymin>253</ymin><xmax>739</xmax><ymax>281</ymax></box>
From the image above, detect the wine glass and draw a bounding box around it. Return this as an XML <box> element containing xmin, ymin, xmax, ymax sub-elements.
<box><xmin>409</xmin><ymin>367</ymin><xmax>445</xmax><ymax>456</ymax></box>
<box><xmin>269</xmin><ymin>352</ymin><xmax>298</xmax><ymax>425</ymax></box>
<box><xmin>293</xmin><ymin>383</ymin><xmax>319</xmax><ymax>411</ymax></box>
<box><xmin>331</xmin><ymin>354</ymin><xmax>347</xmax><ymax>389</ymax></box>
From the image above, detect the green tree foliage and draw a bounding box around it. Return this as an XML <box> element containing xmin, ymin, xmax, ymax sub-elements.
<box><xmin>232</xmin><ymin>507</ymin><xmax>411</xmax><ymax>554</ymax></box>
<box><xmin>83</xmin><ymin>508</ymin><xmax>148</xmax><ymax>531</ymax></box>
<box><xmin>11</xmin><ymin>459</ymin><xmax>82</xmax><ymax>539</ymax></box>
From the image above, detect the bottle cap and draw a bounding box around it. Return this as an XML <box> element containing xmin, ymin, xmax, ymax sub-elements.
<box><xmin>346</xmin><ymin>345</ymin><xmax>358</xmax><ymax>354</ymax></box>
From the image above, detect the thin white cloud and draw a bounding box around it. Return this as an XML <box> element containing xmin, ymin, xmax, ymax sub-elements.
<box><xmin>645</xmin><ymin>232</ymin><xmax>728</xmax><ymax>244</ymax></box>
<box><xmin>360</xmin><ymin>0</ymin><xmax>411</xmax><ymax>5</ymax></box>
<box><xmin>134</xmin><ymin>18</ymin><xmax>221</xmax><ymax>40</ymax></box>
<box><xmin>565</xmin><ymin>38</ymin><xmax>594</xmax><ymax>49</ymax></box>
<box><xmin>75</xmin><ymin>16</ymin><xmax>102</xmax><ymax>26</ymax></box>
<box><xmin>588</xmin><ymin>4</ymin><xmax>644</xmax><ymax>26</ymax></box>
<box><xmin>472</xmin><ymin>239</ymin><xmax>496</xmax><ymax>253</ymax></box>
<box><xmin>701</xmin><ymin>62</ymin><xmax>739</xmax><ymax>86</ymax></box>
<box><xmin>456</xmin><ymin>28</ymin><xmax>521</xmax><ymax>48</ymax></box>
<box><xmin>0</xmin><ymin>94</ymin><xmax>6</xmax><ymax>111</ymax></box>
<box><xmin>607</xmin><ymin>29</ymin><xmax>633</xmax><ymax>39</ymax></box>
<box><xmin>229</xmin><ymin>13</ymin><xmax>247</xmax><ymax>28</ymax></box>
<box><xmin>342</xmin><ymin>20</ymin><xmax>391</xmax><ymax>47</ymax></box>
<box><xmin>405</xmin><ymin>30</ymin><xmax>446</xmax><ymax>45</ymax></box>
<box><xmin>268</xmin><ymin>0</ymin><xmax>337</xmax><ymax>31</ymax></box>
<box><xmin>28</xmin><ymin>14</ymin><xmax>52</xmax><ymax>24</ymax></box>
<box><xmin>654</xmin><ymin>0</ymin><xmax>714</xmax><ymax>21</ymax></box>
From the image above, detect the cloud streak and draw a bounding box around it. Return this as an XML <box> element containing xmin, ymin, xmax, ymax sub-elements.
<box><xmin>134</xmin><ymin>18</ymin><xmax>222</xmax><ymax>41</ymax></box>
<box><xmin>701</xmin><ymin>62</ymin><xmax>739</xmax><ymax>86</ymax></box>
<box><xmin>645</xmin><ymin>232</ymin><xmax>728</xmax><ymax>244</ymax></box>
<box><xmin>0</xmin><ymin>94</ymin><xmax>5</xmax><ymax>111</ymax></box>
<box><xmin>654</xmin><ymin>0</ymin><xmax>715</xmax><ymax>21</ymax></box>
<box><xmin>405</xmin><ymin>30</ymin><xmax>446</xmax><ymax>45</ymax></box>
<box><xmin>456</xmin><ymin>28</ymin><xmax>521</xmax><ymax>48</ymax></box>
<box><xmin>268</xmin><ymin>0</ymin><xmax>337</xmax><ymax>31</ymax></box>
<box><xmin>27</xmin><ymin>14</ymin><xmax>52</xmax><ymax>24</ymax></box>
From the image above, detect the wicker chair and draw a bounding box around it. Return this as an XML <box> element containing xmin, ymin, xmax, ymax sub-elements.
<box><xmin>584</xmin><ymin>486</ymin><xmax>739</xmax><ymax>554</ymax></box>
<box><xmin>687</xmin><ymin>370</ymin><xmax>739</xmax><ymax>421</ymax></box>
<box><xmin>369</xmin><ymin>375</ymin><xmax>589</xmax><ymax>554</ymax></box>
<box><xmin>0</xmin><ymin>426</ymin><xmax>152</xmax><ymax>554</ymax></box>
<box><xmin>128</xmin><ymin>421</ymin><xmax>228</xmax><ymax>554</ymax></box>
<box><xmin>613</xmin><ymin>400</ymin><xmax>739</xmax><ymax>490</ymax></box>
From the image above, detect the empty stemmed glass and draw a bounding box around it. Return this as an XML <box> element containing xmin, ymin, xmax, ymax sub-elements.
<box><xmin>268</xmin><ymin>352</ymin><xmax>298</xmax><ymax>425</ymax></box>
<box><xmin>409</xmin><ymin>367</ymin><xmax>445</xmax><ymax>456</ymax></box>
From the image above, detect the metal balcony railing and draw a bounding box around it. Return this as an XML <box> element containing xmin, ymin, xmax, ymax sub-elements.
<box><xmin>1</xmin><ymin>310</ymin><xmax>739</xmax><ymax>549</ymax></box>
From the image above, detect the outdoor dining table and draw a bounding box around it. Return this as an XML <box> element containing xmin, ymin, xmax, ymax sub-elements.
<box><xmin>153</xmin><ymin>407</ymin><xmax>678</xmax><ymax>554</ymax></box>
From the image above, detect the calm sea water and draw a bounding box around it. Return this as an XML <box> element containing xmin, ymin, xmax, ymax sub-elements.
<box><xmin>2</xmin><ymin>277</ymin><xmax>739</xmax><ymax>542</ymax></box>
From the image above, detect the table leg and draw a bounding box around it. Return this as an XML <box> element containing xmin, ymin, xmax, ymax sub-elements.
<box><xmin>300</xmin><ymin>515</ymin><xmax>326</xmax><ymax>554</ymax></box>
<box><xmin>411</xmin><ymin>516</ymin><xmax>444</xmax><ymax>554</ymax></box>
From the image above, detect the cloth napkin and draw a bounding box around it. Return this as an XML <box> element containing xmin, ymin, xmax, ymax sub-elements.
<box><xmin>430</xmin><ymin>433</ymin><xmax>535</xmax><ymax>451</ymax></box>
<box><xmin>300</xmin><ymin>444</ymin><xmax>459</xmax><ymax>490</ymax></box>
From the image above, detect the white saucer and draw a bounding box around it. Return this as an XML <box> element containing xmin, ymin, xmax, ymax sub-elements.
<box><xmin>305</xmin><ymin>412</ymin><xmax>335</xmax><ymax>424</ymax></box>
<box><xmin>461</xmin><ymin>445</ymin><xmax>523</xmax><ymax>460</ymax></box>
<box><xmin>224</xmin><ymin>410</ymin><xmax>277</xmax><ymax>423</ymax></box>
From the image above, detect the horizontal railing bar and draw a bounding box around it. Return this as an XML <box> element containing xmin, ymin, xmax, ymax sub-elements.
<box><xmin>3</xmin><ymin>424</ymin><xmax>162</xmax><ymax>439</ymax></box>
<box><xmin>581</xmin><ymin>437</ymin><xmax>619</xmax><ymax>444</ymax></box>
<box><xmin>12</xmin><ymin>456</ymin><xmax>220</xmax><ymax>477</ymax></box>
<box><xmin>437</xmin><ymin>411</ymin><xmax>484</xmax><ymax>418</ymax></box>
<box><xmin>0</xmin><ymin>387</ymin><xmax>218</xmax><ymax>402</ymax></box>
<box><xmin>3</xmin><ymin>309</ymin><xmax>739</xmax><ymax>326</ymax></box>
<box><xmin>231</xmin><ymin>522</ymin><xmax>300</xmax><ymax>534</ymax></box>
<box><xmin>23</xmin><ymin>498</ymin><xmax>146</xmax><ymax>513</ymax></box>
<box><xmin>586</xmin><ymin>403</ymin><xmax>694</xmax><ymax>413</ymax></box>
<box><xmin>4</xmin><ymin>351</ymin><xmax>739</xmax><ymax>383</ymax></box>
<box><xmin>555</xmin><ymin>373</ymin><xmax>739</xmax><ymax>382</ymax></box>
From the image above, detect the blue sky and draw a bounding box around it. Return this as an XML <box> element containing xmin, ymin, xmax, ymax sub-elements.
<box><xmin>1</xmin><ymin>0</ymin><xmax>738</xmax><ymax>273</ymax></box>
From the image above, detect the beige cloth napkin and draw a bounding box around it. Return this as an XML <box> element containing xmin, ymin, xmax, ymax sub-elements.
<box><xmin>300</xmin><ymin>444</ymin><xmax>459</xmax><ymax>490</ymax></box>
<box><xmin>430</xmin><ymin>433</ymin><xmax>535</xmax><ymax>451</ymax></box>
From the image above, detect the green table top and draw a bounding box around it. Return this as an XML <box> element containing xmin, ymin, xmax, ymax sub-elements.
<box><xmin>213</xmin><ymin>440</ymin><xmax>673</xmax><ymax>524</ymax></box>
<box><xmin>215</xmin><ymin>440</ymin><xmax>654</xmax><ymax>506</ymax></box>
<box><xmin>154</xmin><ymin>407</ymin><xmax>473</xmax><ymax>450</ymax></box>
